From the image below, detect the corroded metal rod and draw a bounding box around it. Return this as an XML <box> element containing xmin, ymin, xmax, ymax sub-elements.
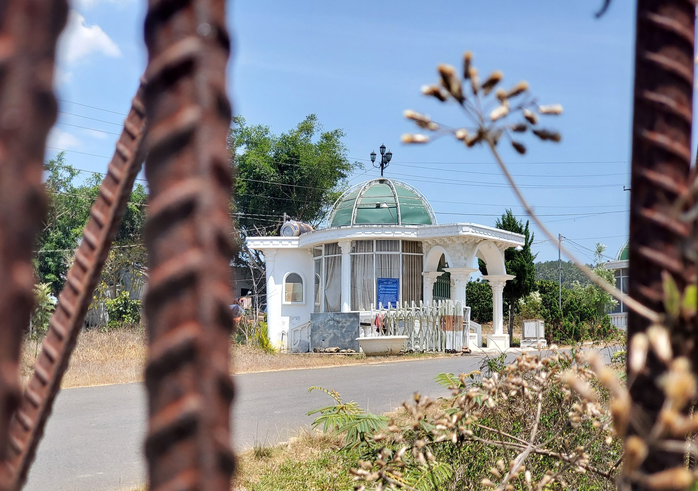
<box><xmin>0</xmin><ymin>1</ymin><xmax>67</xmax><ymax>489</ymax></box>
<box><xmin>2</xmin><ymin>81</ymin><xmax>148</xmax><ymax>491</ymax></box>
<box><xmin>141</xmin><ymin>0</ymin><xmax>236</xmax><ymax>489</ymax></box>
<box><xmin>627</xmin><ymin>0</ymin><xmax>695</xmax><ymax>482</ymax></box>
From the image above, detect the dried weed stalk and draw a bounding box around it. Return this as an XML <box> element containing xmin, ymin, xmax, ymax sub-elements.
<box><xmin>402</xmin><ymin>53</ymin><xmax>658</xmax><ymax>324</ymax></box>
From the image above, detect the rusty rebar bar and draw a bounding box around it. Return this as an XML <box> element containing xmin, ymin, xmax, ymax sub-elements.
<box><xmin>626</xmin><ymin>0</ymin><xmax>695</xmax><ymax>482</ymax></box>
<box><xmin>142</xmin><ymin>1</ymin><xmax>236</xmax><ymax>490</ymax></box>
<box><xmin>0</xmin><ymin>1</ymin><xmax>67</xmax><ymax>489</ymax></box>
<box><xmin>1</xmin><ymin>81</ymin><xmax>148</xmax><ymax>491</ymax></box>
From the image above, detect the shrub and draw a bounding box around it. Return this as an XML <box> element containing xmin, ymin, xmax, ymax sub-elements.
<box><xmin>30</xmin><ymin>283</ymin><xmax>56</xmax><ymax>339</ymax></box>
<box><xmin>105</xmin><ymin>290</ymin><xmax>141</xmax><ymax>328</ymax></box>
<box><xmin>351</xmin><ymin>349</ymin><xmax>622</xmax><ymax>490</ymax></box>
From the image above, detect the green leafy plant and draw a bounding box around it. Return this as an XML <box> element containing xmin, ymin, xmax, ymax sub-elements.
<box><xmin>105</xmin><ymin>290</ymin><xmax>141</xmax><ymax>328</ymax></box>
<box><xmin>30</xmin><ymin>283</ymin><xmax>55</xmax><ymax>339</ymax></box>
<box><xmin>307</xmin><ymin>386</ymin><xmax>388</xmax><ymax>449</ymax></box>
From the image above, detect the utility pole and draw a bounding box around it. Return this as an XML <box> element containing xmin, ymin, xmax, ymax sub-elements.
<box><xmin>558</xmin><ymin>233</ymin><xmax>562</xmax><ymax>310</ymax></box>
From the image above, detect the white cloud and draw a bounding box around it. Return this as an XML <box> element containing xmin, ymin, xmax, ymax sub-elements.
<box><xmin>59</xmin><ymin>10</ymin><xmax>121</xmax><ymax>64</ymax></box>
<box><xmin>72</xmin><ymin>0</ymin><xmax>133</xmax><ymax>9</ymax></box>
<box><xmin>83</xmin><ymin>128</ymin><xmax>108</xmax><ymax>139</ymax></box>
<box><xmin>55</xmin><ymin>67</ymin><xmax>73</xmax><ymax>86</ymax></box>
<box><xmin>47</xmin><ymin>127</ymin><xmax>81</xmax><ymax>150</ymax></box>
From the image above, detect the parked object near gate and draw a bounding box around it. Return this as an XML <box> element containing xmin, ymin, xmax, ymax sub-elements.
<box><xmin>357</xmin><ymin>335</ymin><xmax>408</xmax><ymax>356</ymax></box>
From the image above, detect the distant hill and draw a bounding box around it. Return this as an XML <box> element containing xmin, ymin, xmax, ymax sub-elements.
<box><xmin>535</xmin><ymin>260</ymin><xmax>593</xmax><ymax>289</ymax></box>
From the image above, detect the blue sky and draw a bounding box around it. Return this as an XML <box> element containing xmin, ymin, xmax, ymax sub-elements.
<box><xmin>49</xmin><ymin>0</ymin><xmax>641</xmax><ymax>263</ymax></box>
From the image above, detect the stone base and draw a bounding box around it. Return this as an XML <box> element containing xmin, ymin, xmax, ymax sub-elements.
<box><xmin>521</xmin><ymin>338</ymin><xmax>547</xmax><ymax>349</ymax></box>
<box><xmin>486</xmin><ymin>334</ymin><xmax>510</xmax><ymax>350</ymax></box>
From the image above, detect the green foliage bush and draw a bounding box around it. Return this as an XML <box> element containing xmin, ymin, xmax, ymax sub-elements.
<box><xmin>30</xmin><ymin>283</ymin><xmax>55</xmax><ymax>339</ymax></box>
<box><xmin>105</xmin><ymin>291</ymin><xmax>141</xmax><ymax>328</ymax></box>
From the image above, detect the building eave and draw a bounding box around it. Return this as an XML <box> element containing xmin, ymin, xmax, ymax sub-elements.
<box><xmin>247</xmin><ymin>223</ymin><xmax>524</xmax><ymax>251</ymax></box>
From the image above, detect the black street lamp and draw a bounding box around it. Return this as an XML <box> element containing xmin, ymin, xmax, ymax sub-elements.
<box><xmin>370</xmin><ymin>143</ymin><xmax>392</xmax><ymax>177</ymax></box>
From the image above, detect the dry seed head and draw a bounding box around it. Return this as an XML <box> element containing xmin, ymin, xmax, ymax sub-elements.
<box><xmin>421</xmin><ymin>84</ymin><xmax>448</xmax><ymax>102</ymax></box>
<box><xmin>401</xmin><ymin>134</ymin><xmax>429</xmax><ymax>144</ymax></box>
<box><xmin>490</xmin><ymin>105</ymin><xmax>510</xmax><ymax>121</ymax></box>
<box><xmin>562</xmin><ymin>371</ymin><xmax>597</xmax><ymax>403</ymax></box>
<box><xmin>496</xmin><ymin>459</ymin><xmax>505</xmax><ymax>472</ymax></box>
<box><xmin>610</xmin><ymin>396</ymin><xmax>630</xmax><ymax>437</ymax></box>
<box><xmin>463</xmin><ymin>51</ymin><xmax>472</xmax><ymax>79</ymax></box>
<box><xmin>511</xmin><ymin>141</ymin><xmax>526</xmax><ymax>155</ymax></box>
<box><xmin>469</xmin><ymin>67</ymin><xmax>479</xmax><ymax>94</ymax></box>
<box><xmin>403</xmin><ymin>109</ymin><xmax>430</xmax><ymax>124</ymax></box>
<box><xmin>629</xmin><ymin>333</ymin><xmax>648</xmax><ymax>374</ymax></box>
<box><xmin>525</xmin><ymin>470</ymin><xmax>531</xmax><ymax>485</ymax></box>
<box><xmin>647</xmin><ymin>324</ymin><xmax>672</xmax><ymax>363</ymax></box>
<box><xmin>438</xmin><ymin>63</ymin><xmax>464</xmax><ymax>102</ymax></box>
<box><xmin>523</xmin><ymin>109</ymin><xmax>538</xmax><ymax>125</ymax></box>
<box><xmin>539</xmin><ymin>104</ymin><xmax>563</xmax><ymax>115</ymax></box>
<box><xmin>489</xmin><ymin>467</ymin><xmax>501</xmax><ymax>478</ymax></box>
<box><xmin>663</xmin><ymin>357</ymin><xmax>696</xmax><ymax>410</ymax></box>
<box><xmin>482</xmin><ymin>70</ymin><xmax>503</xmax><ymax>95</ymax></box>
<box><xmin>643</xmin><ymin>467</ymin><xmax>694</xmax><ymax>490</ymax></box>
<box><xmin>481</xmin><ymin>478</ymin><xmax>495</xmax><ymax>488</ymax></box>
<box><xmin>455</xmin><ymin>128</ymin><xmax>468</xmax><ymax>141</ymax></box>
<box><xmin>624</xmin><ymin>436</ymin><xmax>648</xmax><ymax>474</ymax></box>
<box><xmin>510</xmin><ymin>123</ymin><xmax>527</xmax><ymax>133</ymax></box>
<box><xmin>495</xmin><ymin>88</ymin><xmax>508</xmax><ymax>103</ymax></box>
<box><xmin>532</xmin><ymin>128</ymin><xmax>561</xmax><ymax>142</ymax></box>
<box><xmin>507</xmin><ymin>81</ymin><xmax>529</xmax><ymax>98</ymax></box>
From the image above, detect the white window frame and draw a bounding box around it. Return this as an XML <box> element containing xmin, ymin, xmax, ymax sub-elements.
<box><xmin>282</xmin><ymin>272</ymin><xmax>305</xmax><ymax>305</ymax></box>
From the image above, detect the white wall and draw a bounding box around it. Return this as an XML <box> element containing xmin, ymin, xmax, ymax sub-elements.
<box><xmin>264</xmin><ymin>248</ymin><xmax>314</xmax><ymax>349</ymax></box>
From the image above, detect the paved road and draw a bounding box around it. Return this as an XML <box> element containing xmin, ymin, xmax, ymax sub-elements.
<box><xmin>24</xmin><ymin>354</ymin><xmax>509</xmax><ymax>491</ymax></box>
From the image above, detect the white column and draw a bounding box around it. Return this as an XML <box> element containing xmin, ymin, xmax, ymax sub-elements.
<box><xmin>444</xmin><ymin>267</ymin><xmax>478</xmax><ymax>308</ymax></box>
<box><xmin>339</xmin><ymin>240</ymin><xmax>352</xmax><ymax>312</ymax></box>
<box><xmin>483</xmin><ymin>274</ymin><xmax>515</xmax><ymax>350</ymax></box>
<box><xmin>264</xmin><ymin>250</ymin><xmax>284</xmax><ymax>347</ymax></box>
<box><xmin>422</xmin><ymin>271</ymin><xmax>441</xmax><ymax>305</ymax></box>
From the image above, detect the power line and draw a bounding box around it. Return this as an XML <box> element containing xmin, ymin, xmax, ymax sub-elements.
<box><xmin>396</xmin><ymin>161</ymin><xmax>628</xmax><ymax>179</ymax></box>
<box><xmin>55</xmin><ymin>121</ymin><xmax>122</xmax><ymax>136</ymax></box>
<box><xmin>58</xmin><ymin>111</ymin><xmax>124</xmax><ymax>127</ymax></box>
<box><xmin>57</xmin><ymin>98</ymin><xmax>129</xmax><ymax>116</ymax></box>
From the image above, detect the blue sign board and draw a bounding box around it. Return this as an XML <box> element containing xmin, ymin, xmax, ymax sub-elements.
<box><xmin>376</xmin><ymin>278</ymin><xmax>399</xmax><ymax>307</ymax></box>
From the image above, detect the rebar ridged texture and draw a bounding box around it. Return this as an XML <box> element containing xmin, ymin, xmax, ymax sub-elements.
<box><xmin>0</xmin><ymin>1</ymin><xmax>67</xmax><ymax>489</ymax></box>
<box><xmin>627</xmin><ymin>0</ymin><xmax>695</xmax><ymax>481</ymax></box>
<box><xmin>1</xmin><ymin>81</ymin><xmax>148</xmax><ymax>491</ymax></box>
<box><xmin>142</xmin><ymin>0</ymin><xmax>236</xmax><ymax>489</ymax></box>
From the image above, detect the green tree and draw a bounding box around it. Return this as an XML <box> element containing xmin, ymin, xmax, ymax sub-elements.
<box><xmin>230</xmin><ymin>114</ymin><xmax>360</xmax><ymax>233</ymax></box>
<box><xmin>466</xmin><ymin>280</ymin><xmax>492</xmax><ymax>324</ymax></box>
<box><xmin>534</xmin><ymin>260</ymin><xmax>592</xmax><ymax>288</ymax></box>
<box><xmin>37</xmin><ymin>153</ymin><xmax>148</xmax><ymax>295</ymax></box>
<box><xmin>479</xmin><ymin>209</ymin><xmax>537</xmax><ymax>311</ymax></box>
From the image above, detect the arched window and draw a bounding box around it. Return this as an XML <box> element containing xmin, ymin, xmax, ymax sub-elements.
<box><xmin>284</xmin><ymin>273</ymin><xmax>304</xmax><ymax>303</ymax></box>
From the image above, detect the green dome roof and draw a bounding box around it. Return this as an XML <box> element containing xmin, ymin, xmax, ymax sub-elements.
<box><xmin>617</xmin><ymin>241</ymin><xmax>629</xmax><ymax>261</ymax></box>
<box><xmin>329</xmin><ymin>178</ymin><xmax>436</xmax><ymax>227</ymax></box>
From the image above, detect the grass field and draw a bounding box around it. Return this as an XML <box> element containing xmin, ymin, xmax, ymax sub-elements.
<box><xmin>19</xmin><ymin>327</ymin><xmax>448</xmax><ymax>388</ymax></box>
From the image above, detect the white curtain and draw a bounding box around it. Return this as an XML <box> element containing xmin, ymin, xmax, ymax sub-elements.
<box><xmin>376</xmin><ymin>253</ymin><xmax>400</xmax><ymax>279</ymax></box>
<box><xmin>402</xmin><ymin>253</ymin><xmax>422</xmax><ymax>304</ymax></box>
<box><xmin>314</xmin><ymin>258</ymin><xmax>322</xmax><ymax>312</ymax></box>
<box><xmin>351</xmin><ymin>254</ymin><xmax>374</xmax><ymax>310</ymax></box>
<box><xmin>324</xmin><ymin>255</ymin><xmax>341</xmax><ymax>312</ymax></box>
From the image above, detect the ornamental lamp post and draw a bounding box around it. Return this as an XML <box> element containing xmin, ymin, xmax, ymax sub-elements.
<box><xmin>370</xmin><ymin>144</ymin><xmax>392</xmax><ymax>177</ymax></box>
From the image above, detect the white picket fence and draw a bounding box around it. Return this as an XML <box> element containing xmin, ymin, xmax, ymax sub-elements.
<box><xmin>367</xmin><ymin>300</ymin><xmax>474</xmax><ymax>352</ymax></box>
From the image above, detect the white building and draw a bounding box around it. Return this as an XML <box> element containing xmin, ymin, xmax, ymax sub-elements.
<box><xmin>247</xmin><ymin>177</ymin><xmax>525</xmax><ymax>350</ymax></box>
<box><xmin>606</xmin><ymin>241</ymin><xmax>629</xmax><ymax>330</ymax></box>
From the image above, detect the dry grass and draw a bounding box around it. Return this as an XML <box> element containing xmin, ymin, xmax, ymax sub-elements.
<box><xmin>232</xmin><ymin>429</ymin><xmax>353</xmax><ymax>491</ymax></box>
<box><xmin>20</xmin><ymin>328</ymin><xmax>147</xmax><ymax>388</ymax></box>
<box><xmin>20</xmin><ymin>329</ymin><xmax>448</xmax><ymax>389</ymax></box>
